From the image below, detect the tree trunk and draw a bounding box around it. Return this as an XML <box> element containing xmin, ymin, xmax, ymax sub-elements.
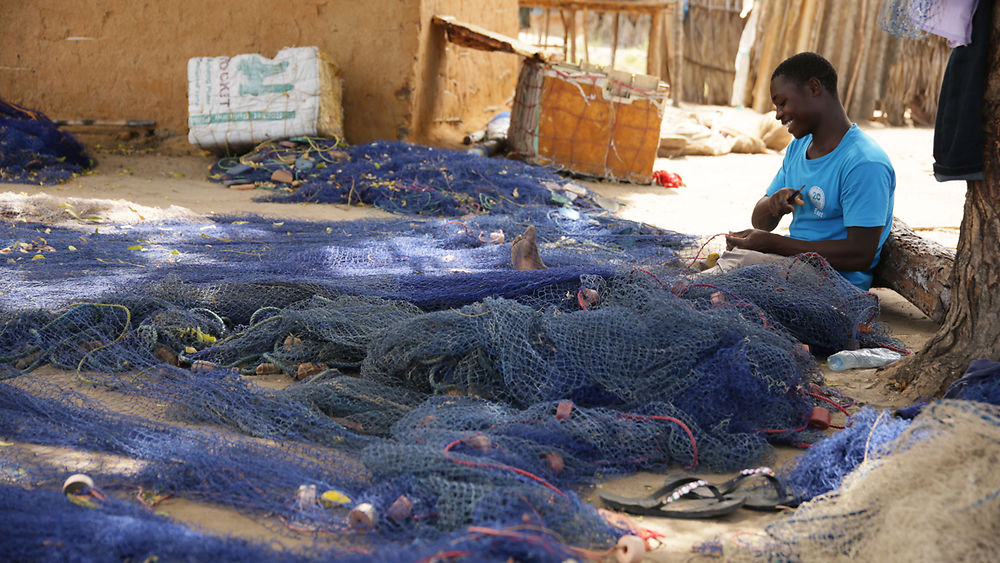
<box><xmin>872</xmin><ymin>217</ymin><xmax>954</xmax><ymax>324</ymax></box>
<box><xmin>881</xmin><ymin>6</ymin><xmax>1000</xmax><ymax>399</ymax></box>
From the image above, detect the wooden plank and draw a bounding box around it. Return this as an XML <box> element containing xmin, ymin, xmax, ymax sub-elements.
<box><xmin>852</xmin><ymin>0</ymin><xmax>883</xmax><ymax>121</ymax></box>
<box><xmin>861</xmin><ymin>22</ymin><xmax>895</xmax><ymax>121</ymax></box>
<box><xmin>686</xmin><ymin>0</ymin><xmax>743</xmax><ymax>12</ymax></box>
<box><xmin>834</xmin><ymin>0</ymin><xmax>860</xmax><ymax>95</ymax></box>
<box><xmin>432</xmin><ymin>15</ymin><xmax>545</xmax><ymax>60</ymax></box>
<box><xmin>537</xmin><ymin>8</ymin><xmax>546</xmax><ymax>45</ymax></box>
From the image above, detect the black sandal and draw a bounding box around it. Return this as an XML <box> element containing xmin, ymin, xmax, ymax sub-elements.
<box><xmin>599</xmin><ymin>476</ymin><xmax>746</xmax><ymax>519</ymax></box>
<box><xmin>663</xmin><ymin>467</ymin><xmax>800</xmax><ymax>511</ymax></box>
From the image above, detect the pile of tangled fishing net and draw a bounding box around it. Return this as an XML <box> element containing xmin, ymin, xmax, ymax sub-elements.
<box><xmin>678</xmin><ymin>253</ymin><xmax>906</xmax><ymax>355</ymax></box>
<box><xmin>0</xmin><ymin>99</ymin><xmax>94</xmax><ymax>185</ymax></box>
<box><xmin>699</xmin><ymin>400</ymin><xmax>1000</xmax><ymax>562</ymax></box>
<box><xmin>0</xmin><ymin>267</ymin><xmax>849</xmax><ymax>559</ymax></box>
<box><xmin>209</xmin><ymin>138</ymin><xmax>589</xmax><ymax>216</ymax></box>
<box><xmin>2</xmin><ymin>269</ymin><xmax>824</xmax><ymax>462</ymax></box>
<box><xmin>0</xmin><ymin>183</ymin><xmax>908</xmax><ymax>560</ymax></box>
<box><xmin>0</xmin><ymin>385</ymin><xmax>619</xmax><ymax>563</ymax></box>
<box><xmin>0</xmin><ymin>344</ymin><xmax>642</xmax><ymax>561</ymax></box>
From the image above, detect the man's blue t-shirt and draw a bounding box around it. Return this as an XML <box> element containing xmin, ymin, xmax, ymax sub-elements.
<box><xmin>765</xmin><ymin>124</ymin><xmax>895</xmax><ymax>289</ymax></box>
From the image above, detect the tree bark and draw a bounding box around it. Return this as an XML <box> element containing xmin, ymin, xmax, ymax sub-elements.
<box><xmin>872</xmin><ymin>217</ymin><xmax>954</xmax><ymax>324</ymax></box>
<box><xmin>881</xmin><ymin>6</ymin><xmax>1000</xmax><ymax>399</ymax></box>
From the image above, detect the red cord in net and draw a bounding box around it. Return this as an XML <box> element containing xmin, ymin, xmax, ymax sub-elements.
<box><xmin>443</xmin><ymin>439</ymin><xmax>566</xmax><ymax>497</ymax></box>
<box><xmin>617</xmin><ymin>413</ymin><xmax>699</xmax><ymax>469</ymax></box>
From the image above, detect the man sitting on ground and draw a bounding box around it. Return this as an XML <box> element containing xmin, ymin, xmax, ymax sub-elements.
<box><xmin>723</xmin><ymin>52</ymin><xmax>895</xmax><ymax>290</ymax></box>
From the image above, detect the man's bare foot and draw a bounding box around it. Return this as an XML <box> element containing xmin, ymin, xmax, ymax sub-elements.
<box><xmin>510</xmin><ymin>225</ymin><xmax>546</xmax><ymax>270</ymax></box>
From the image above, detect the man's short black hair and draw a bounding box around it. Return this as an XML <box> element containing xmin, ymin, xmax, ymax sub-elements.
<box><xmin>771</xmin><ymin>52</ymin><xmax>838</xmax><ymax>95</ymax></box>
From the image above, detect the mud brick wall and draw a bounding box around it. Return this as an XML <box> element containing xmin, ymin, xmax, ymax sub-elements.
<box><xmin>0</xmin><ymin>0</ymin><xmax>518</xmax><ymax>144</ymax></box>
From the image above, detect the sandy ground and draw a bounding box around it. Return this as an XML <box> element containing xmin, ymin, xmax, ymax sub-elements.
<box><xmin>2</xmin><ymin>114</ymin><xmax>958</xmax><ymax>561</ymax></box>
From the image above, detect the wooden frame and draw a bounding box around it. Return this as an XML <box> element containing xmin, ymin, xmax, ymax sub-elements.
<box><xmin>519</xmin><ymin>0</ymin><xmax>683</xmax><ymax>106</ymax></box>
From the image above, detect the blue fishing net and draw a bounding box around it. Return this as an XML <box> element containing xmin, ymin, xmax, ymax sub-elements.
<box><xmin>3</xmin><ymin>269</ymin><xmax>821</xmax><ymax>468</ymax></box>
<box><xmin>674</xmin><ymin>253</ymin><xmax>907</xmax><ymax>355</ymax></box>
<box><xmin>0</xmin><ymin>209</ymin><xmax>689</xmax><ymax>312</ymax></box>
<box><xmin>898</xmin><ymin>359</ymin><xmax>1000</xmax><ymax>419</ymax></box>
<box><xmin>0</xmin><ymin>377</ymin><xmax>625</xmax><ymax>556</ymax></box>
<box><xmin>944</xmin><ymin>359</ymin><xmax>1000</xmax><ymax>405</ymax></box>
<box><xmin>209</xmin><ymin>138</ymin><xmax>577</xmax><ymax>216</ymax></box>
<box><xmin>778</xmin><ymin>407</ymin><xmax>912</xmax><ymax>501</ymax></box>
<box><xmin>1</xmin><ymin>482</ymin><xmax>600</xmax><ymax>563</ymax></box>
<box><xmin>0</xmin><ymin>99</ymin><xmax>94</xmax><ymax>185</ymax></box>
<box><xmin>0</xmin><ymin>483</ymin><xmax>313</xmax><ymax>563</ymax></box>
<box><xmin>0</xmin><ymin>201</ymin><xmax>686</xmax><ymax>557</ymax></box>
<box><xmin>0</xmin><ymin>138</ymin><xmax>907</xmax><ymax>559</ymax></box>
<box><xmin>0</xmin><ymin>258</ymin><xmax>841</xmax><ymax>559</ymax></box>
<box><xmin>0</xmin><ymin>380</ymin><xmax>370</xmax><ymax>505</ymax></box>
<box><xmin>383</xmin><ymin>396</ymin><xmax>750</xmax><ymax>482</ymax></box>
<box><xmin>359</xmin><ymin>286</ymin><xmax>818</xmax><ymax>455</ymax></box>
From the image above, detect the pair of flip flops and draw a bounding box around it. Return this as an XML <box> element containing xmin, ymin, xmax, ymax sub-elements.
<box><xmin>599</xmin><ymin>467</ymin><xmax>798</xmax><ymax>519</ymax></box>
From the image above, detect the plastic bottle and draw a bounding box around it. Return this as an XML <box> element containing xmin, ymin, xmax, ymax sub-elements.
<box><xmin>463</xmin><ymin>111</ymin><xmax>510</xmax><ymax>145</ymax></box>
<box><xmin>466</xmin><ymin>138</ymin><xmax>505</xmax><ymax>157</ymax></box>
<box><xmin>827</xmin><ymin>347</ymin><xmax>903</xmax><ymax>371</ymax></box>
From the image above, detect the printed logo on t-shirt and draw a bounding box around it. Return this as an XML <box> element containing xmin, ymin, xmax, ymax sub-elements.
<box><xmin>808</xmin><ymin>186</ymin><xmax>825</xmax><ymax>217</ymax></box>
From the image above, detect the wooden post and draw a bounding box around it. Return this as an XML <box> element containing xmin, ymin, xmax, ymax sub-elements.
<box><xmin>673</xmin><ymin>0</ymin><xmax>683</xmax><ymax>106</ymax></box>
<box><xmin>611</xmin><ymin>12</ymin><xmax>620</xmax><ymax>68</ymax></box>
<box><xmin>861</xmin><ymin>17</ymin><xmax>893</xmax><ymax>122</ymax></box>
<box><xmin>571</xmin><ymin>9</ymin><xmax>578</xmax><ymax>62</ymax></box>
<box><xmin>561</xmin><ymin>10</ymin><xmax>570</xmax><ymax>60</ymax></box>
<box><xmin>582</xmin><ymin>9</ymin><xmax>590</xmax><ymax>62</ymax></box>
<box><xmin>845</xmin><ymin>0</ymin><xmax>872</xmax><ymax>116</ymax></box>
<box><xmin>752</xmin><ymin>0</ymin><xmax>785</xmax><ymax>112</ymax></box>
<box><xmin>648</xmin><ymin>9</ymin><xmax>663</xmax><ymax>76</ymax></box>
<box><xmin>810</xmin><ymin>0</ymin><xmax>825</xmax><ymax>51</ymax></box>
<box><xmin>537</xmin><ymin>8</ymin><xmax>545</xmax><ymax>45</ymax></box>
<box><xmin>779</xmin><ymin>1</ymin><xmax>802</xmax><ymax>64</ymax></box>
<box><xmin>543</xmin><ymin>8</ymin><xmax>552</xmax><ymax>49</ymax></box>
<box><xmin>835</xmin><ymin>0</ymin><xmax>861</xmax><ymax>98</ymax></box>
<box><xmin>795</xmin><ymin>0</ymin><xmax>819</xmax><ymax>54</ymax></box>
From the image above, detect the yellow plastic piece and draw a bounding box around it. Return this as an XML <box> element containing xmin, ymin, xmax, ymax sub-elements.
<box><xmin>320</xmin><ymin>489</ymin><xmax>352</xmax><ymax>507</ymax></box>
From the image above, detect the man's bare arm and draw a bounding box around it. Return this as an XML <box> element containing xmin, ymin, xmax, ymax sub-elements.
<box><xmin>726</xmin><ymin>226</ymin><xmax>883</xmax><ymax>271</ymax></box>
<box><xmin>751</xmin><ymin>188</ymin><xmax>804</xmax><ymax>231</ymax></box>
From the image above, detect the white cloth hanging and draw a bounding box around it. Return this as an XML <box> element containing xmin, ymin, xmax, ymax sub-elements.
<box><xmin>914</xmin><ymin>0</ymin><xmax>979</xmax><ymax>47</ymax></box>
